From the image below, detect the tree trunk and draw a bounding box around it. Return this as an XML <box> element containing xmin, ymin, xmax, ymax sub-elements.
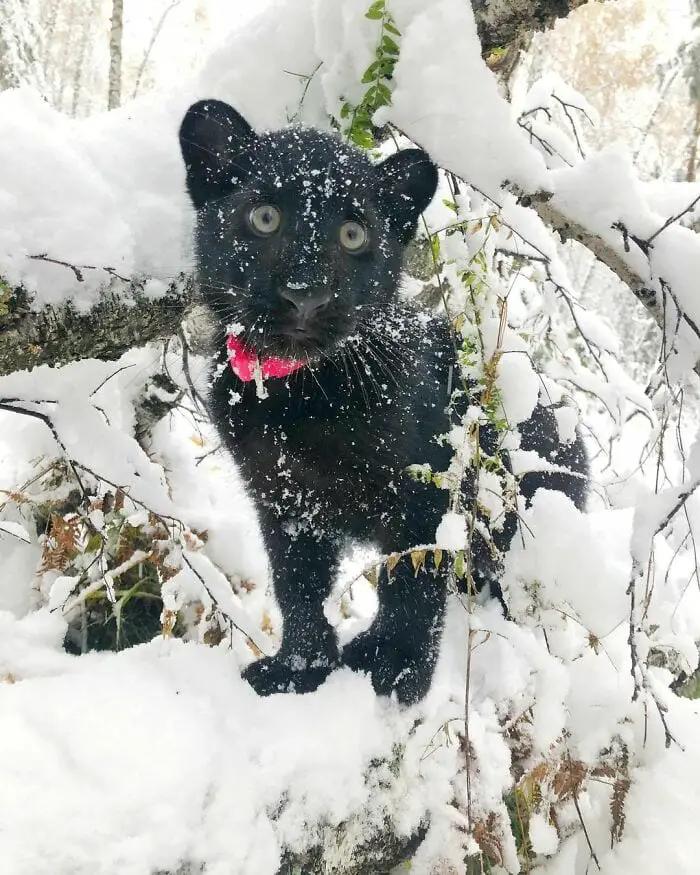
<box><xmin>686</xmin><ymin>102</ymin><xmax>700</xmax><ymax>182</ymax></box>
<box><xmin>107</xmin><ymin>0</ymin><xmax>123</xmax><ymax>110</ymax></box>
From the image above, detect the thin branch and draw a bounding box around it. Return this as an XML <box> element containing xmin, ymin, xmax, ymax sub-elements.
<box><xmin>552</xmin><ymin>93</ymin><xmax>591</xmax><ymax>159</ymax></box>
<box><xmin>647</xmin><ymin>193</ymin><xmax>700</xmax><ymax>244</ymax></box>
<box><xmin>90</xmin><ymin>364</ymin><xmax>136</xmax><ymax>397</ymax></box>
<box><xmin>571</xmin><ymin>768</ymin><xmax>601</xmax><ymax>870</ymax></box>
<box><xmin>28</xmin><ymin>253</ymin><xmax>132</xmax><ymax>284</ymax></box>
<box><xmin>0</xmin><ymin>400</ymin><xmax>89</xmax><ymax>502</ymax></box>
<box><xmin>131</xmin><ymin>0</ymin><xmax>181</xmax><ymax>99</ymax></box>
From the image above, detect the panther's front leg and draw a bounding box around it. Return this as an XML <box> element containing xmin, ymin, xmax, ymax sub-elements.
<box><xmin>340</xmin><ymin>558</ymin><xmax>447</xmax><ymax>705</ymax></box>
<box><xmin>341</xmin><ymin>485</ymin><xmax>449</xmax><ymax>705</ymax></box>
<box><xmin>243</xmin><ymin>524</ymin><xmax>340</xmax><ymax>696</ymax></box>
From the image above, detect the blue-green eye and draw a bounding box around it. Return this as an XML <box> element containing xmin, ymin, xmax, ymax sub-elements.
<box><xmin>248</xmin><ymin>204</ymin><xmax>281</xmax><ymax>235</ymax></box>
<box><xmin>339</xmin><ymin>220</ymin><xmax>368</xmax><ymax>252</ymax></box>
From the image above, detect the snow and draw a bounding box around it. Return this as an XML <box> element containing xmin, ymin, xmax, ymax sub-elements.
<box><xmin>0</xmin><ymin>520</ymin><xmax>31</xmax><ymax>543</ymax></box>
<box><xmin>529</xmin><ymin>812</ymin><xmax>559</xmax><ymax>856</ymax></box>
<box><xmin>1</xmin><ymin>0</ymin><xmax>700</xmax><ymax>872</ymax></box>
<box><xmin>435</xmin><ymin>510</ymin><xmax>467</xmax><ymax>550</ymax></box>
<box><xmin>0</xmin><ymin>633</ymin><xmax>398</xmax><ymax>875</ymax></box>
<box><xmin>386</xmin><ymin>0</ymin><xmax>549</xmax><ymax>199</ymax></box>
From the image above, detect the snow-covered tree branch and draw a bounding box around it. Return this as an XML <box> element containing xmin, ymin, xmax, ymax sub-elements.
<box><xmin>0</xmin><ymin>0</ymin><xmax>593</xmax><ymax>377</ymax></box>
<box><xmin>0</xmin><ymin>276</ymin><xmax>193</xmax><ymax>375</ymax></box>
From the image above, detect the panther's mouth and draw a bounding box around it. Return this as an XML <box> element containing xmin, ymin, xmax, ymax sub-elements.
<box><xmin>286</xmin><ymin>326</ymin><xmax>315</xmax><ymax>341</ymax></box>
<box><xmin>242</xmin><ymin>303</ymin><xmax>357</xmax><ymax>362</ymax></box>
<box><xmin>262</xmin><ymin>318</ymin><xmax>329</xmax><ymax>356</ymax></box>
<box><xmin>262</xmin><ymin>330</ymin><xmax>318</xmax><ymax>359</ymax></box>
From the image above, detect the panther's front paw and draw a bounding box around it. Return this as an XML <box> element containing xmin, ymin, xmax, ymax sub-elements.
<box><xmin>341</xmin><ymin>631</ymin><xmax>435</xmax><ymax>705</ymax></box>
<box><xmin>243</xmin><ymin>652</ymin><xmax>335</xmax><ymax>697</ymax></box>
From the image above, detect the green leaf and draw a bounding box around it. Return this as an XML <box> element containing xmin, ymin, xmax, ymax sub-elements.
<box><xmin>361</xmin><ymin>61</ymin><xmax>379</xmax><ymax>83</ymax></box>
<box><xmin>371</xmin><ymin>82</ymin><xmax>392</xmax><ymax>108</ymax></box>
<box><xmin>382</xmin><ymin>35</ymin><xmax>400</xmax><ymax>55</ymax></box>
<box><xmin>365</xmin><ymin>0</ymin><xmax>384</xmax><ymax>20</ymax></box>
<box><xmin>406</xmin><ymin>463</ymin><xmax>432</xmax><ymax>483</ymax></box>
<box><xmin>339</xmin><ymin>103</ymin><xmax>351</xmax><ymax>119</ymax></box>
<box><xmin>384</xmin><ymin>19</ymin><xmax>401</xmax><ymax>36</ymax></box>
<box><xmin>86</xmin><ymin>532</ymin><xmax>103</xmax><ymax>553</ymax></box>
<box><xmin>353</xmin><ymin>104</ymin><xmax>372</xmax><ymax>126</ymax></box>
<box><xmin>350</xmin><ymin>128</ymin><xmax>374</xmax><ymax>149</ymax></box>
<box><xmin>442</xmin><ymin>198</ymin><xmax>458</xmax><ymax>213</ymax></box>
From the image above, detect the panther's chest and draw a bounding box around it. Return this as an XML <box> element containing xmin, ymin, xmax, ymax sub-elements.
<box><xmin>219</xmin><ymin>387</ymin><xmax>405</xmax><ymax>539</ymax></box>
<box><xmin>234</xmin><ymin>404</ymin><xmax>396</xmax><ymax>491</ymax></box>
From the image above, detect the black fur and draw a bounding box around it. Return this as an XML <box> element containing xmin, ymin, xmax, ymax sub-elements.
<box><xmin>179</xmin><ymin>100</ymin><xmax>588</xmax><ymax>704</ymax></box>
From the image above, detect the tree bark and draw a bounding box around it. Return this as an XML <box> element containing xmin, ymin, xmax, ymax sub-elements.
<box><xmin>0</xmin><ymin>276</ymin><xmax>195</xmax><ymax>376</ymax></box>
<box><xmin>473</xmin><ymin>0</ymin><xmax>586</xmax><ymax>56</ymax></box>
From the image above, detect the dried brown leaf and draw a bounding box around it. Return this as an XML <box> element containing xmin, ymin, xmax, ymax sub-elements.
<box><xmin>553</xmin><ymin>759</ymin><xmax>587</xmax><ymax>800</ymax></box>
<box><xmin>473</xmin><ymin>814</ymin><xmax>503</xmax><ymax>865</ymax></box>
<box><xmin>410</xmin><ymin>549</ymin><xmax>426</xmax><ymax>576</ymax></box>
<box><xmin>39</xmin><ymin>513</ymin><xmax>81</xmax><ymax>572</ymax></box>
<box><xmin>610</xmin><ymin>777</ymin><xmax>631</xmax><ymax>846</ymax></box>
<box><xmin>161</xmin><ymin>608</ymin><xmax>177</xmax><ymax>638</ymax></box>
<box><xmin>386</xmin><ymin>552</ymin><xmax>400</xmax><ymax>574</ymax></box>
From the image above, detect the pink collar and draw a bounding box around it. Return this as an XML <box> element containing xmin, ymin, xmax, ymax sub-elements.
<box><xmin>226</xmin><ymin>334</ymin><xmax>305</xmax><ymax>382</ymax></box>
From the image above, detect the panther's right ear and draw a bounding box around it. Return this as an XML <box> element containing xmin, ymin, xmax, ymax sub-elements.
<box><xmin>179</xmin><ymin>99</ymin><xmax>257</xmax><ymax>209</ymax></box>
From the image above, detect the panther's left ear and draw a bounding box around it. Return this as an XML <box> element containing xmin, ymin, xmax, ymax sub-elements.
<box><xmin>375</xmin><ymin>148</ymin><xmax>439</xmax><ymax>244</ymax></box>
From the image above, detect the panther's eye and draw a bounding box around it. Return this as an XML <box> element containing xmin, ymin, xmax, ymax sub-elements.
<box><xmin>247</xmin><ymin>204</ymin><xmax>281</xmax><ymax>236</ymax></box>
<box><xmin>339</xmin><ymin>220</ymin><xmax>368</xmax><ymax>253</ymax></box>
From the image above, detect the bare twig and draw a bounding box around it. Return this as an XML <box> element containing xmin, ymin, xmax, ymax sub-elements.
<box><xmin>571</xmin><ymin>765</ymin><xmax>601</xmax><ymax>870</ymax></box>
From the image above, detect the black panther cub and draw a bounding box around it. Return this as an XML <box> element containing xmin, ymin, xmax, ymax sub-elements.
<box><xmin>179</xmin><ymin>100</ymin><xmax>588</xmax><ymax>705</ymax></box>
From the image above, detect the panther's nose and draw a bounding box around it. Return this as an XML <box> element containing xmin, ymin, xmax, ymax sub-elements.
<box><xmin>279</xmin><ymin>286</ymin><xmax>331</xmax><ymax>319</ymax></box>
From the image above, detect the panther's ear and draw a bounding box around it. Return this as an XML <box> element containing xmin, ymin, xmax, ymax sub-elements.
<box><xmin>375</xmin><ymin>148</ymin><xmax>438</xmax><ymax>245</ymax></box>
<box><xmin>179</xmin><ymin>99</ymin><xmax>257</xmax><ymax>209</ymax></box>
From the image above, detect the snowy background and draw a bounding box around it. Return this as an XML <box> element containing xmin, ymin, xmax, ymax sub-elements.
<box><xmin>2</xmin><ymin>0</ymin><xmax>700</xmax><ymax>873</ymax></box>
